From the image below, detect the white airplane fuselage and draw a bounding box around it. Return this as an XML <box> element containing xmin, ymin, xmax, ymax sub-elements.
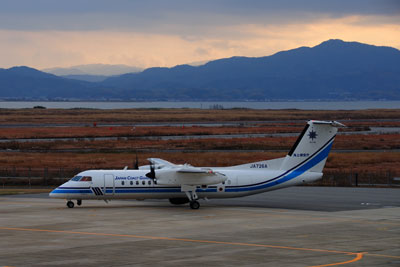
<box><xmin>50</xmin><ymin>120</ymin><xmax>344</xmax><ymax>209</ymax></box>
<box><xmin>50</xmin><ymin>168</ymin><xmax>322</xmax><ymax>201</ymax></box>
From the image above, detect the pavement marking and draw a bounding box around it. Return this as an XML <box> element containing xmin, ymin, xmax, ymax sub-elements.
<box><xmin>366</xmin><ymin>253</ymin><xmax>400</xmax><ymax>259</ymax></box>
<box><xmin>0</xmin><ymin>226</ymin><xmax>363</xmax><ymax>267</ymax></box>
<box><xmin>3</xmin><ymin>227</ymin><xmax>399</xmax><ymax>264</ymax></box>
<box><xmin>310</xmin><ymin>253</ymin><xmax>364</xmax><ymax>267</ymax></box>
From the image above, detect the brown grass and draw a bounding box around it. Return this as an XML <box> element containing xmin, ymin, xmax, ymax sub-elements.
<box><xmin>0</xmin><ymin>125</ymin><xmax>303</xmax><ymax>139</ymax></box>
<box><xmin>1</xmin><ymin>133</ymin><xmax>399</xmax><ymax>151</ymax></box>
<box><xmin>0</xmin><ymin>151</ymin><xmax>399</xmax><ymax>173</ymax></box>
<box><xmin>1</xmin><ymin>108</ymin><xmax>399</xmax><ymax>125</ymax></box>
<box><xmin>0</xmin><ymin>108</ymin><xmax>399</xmax><ymax>184</ymax></box>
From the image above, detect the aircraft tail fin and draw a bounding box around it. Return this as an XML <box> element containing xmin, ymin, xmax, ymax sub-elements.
<box><xmin>280</xmin><ymin>120</ymin><xmax>345</xmax><ymax>173</ymax></box>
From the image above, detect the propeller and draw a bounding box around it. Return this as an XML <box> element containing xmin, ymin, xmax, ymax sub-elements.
<box><xmin>145</xmin><ymin>160</ymin><xmax>156</xmax><ymax>180</ymax></box>
<box><xmin>133</xmin><ymin>152</ymin><xmax>139</xmax><ymax>170</ymax></box>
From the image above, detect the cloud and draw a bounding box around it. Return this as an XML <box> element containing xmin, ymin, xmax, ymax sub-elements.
<box><xmin>0</xmin><ymin>14</ymin><xmax>399</xmax><ymax>70</ymax></box>
<box><xmin>0</xmin><ymin>0</ymin><xmax>398</xmax><ymax>32</ymax></box>
<box><xmin>0</xmin><ymin>1</ymin><xmax>399</xmax><ymax>69</ymax></box>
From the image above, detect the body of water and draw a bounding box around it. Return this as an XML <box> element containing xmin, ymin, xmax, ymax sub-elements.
<box><xmin>0</xmin><ymin>101</ymin><xmax>399</xmax><ymax>110</ymax></box>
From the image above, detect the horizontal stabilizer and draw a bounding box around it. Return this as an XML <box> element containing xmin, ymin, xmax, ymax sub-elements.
<box><xmin>309</xmin><ymin>120</ymin><xmax>346</xmax><ymax>127</ymax></box>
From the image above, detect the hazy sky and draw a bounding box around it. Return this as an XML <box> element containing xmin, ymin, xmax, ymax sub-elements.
<box><xmin>1</xmin><ymin>0</ymin><xmax>399</xmax><ymax>69</ymax></box>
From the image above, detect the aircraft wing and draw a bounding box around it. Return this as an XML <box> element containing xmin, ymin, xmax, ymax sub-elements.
<box><xmin>177</xmin><ymin>166</ymin><xmax>214</xmax><ymax>174</ymax></box>
<box><xmin>155</xmin><ymin>165</ymin><xmax>226</xmax><ymax>185</ymax></box>
<box><xmin>148</xmin><ymin>158</ymin><xmax>177</xmax><ymax>168</ymax></box>
<box><xmin>139</xmin><ymin>158</ymin><xmax>177</xmax><ymax>170</ymax></box>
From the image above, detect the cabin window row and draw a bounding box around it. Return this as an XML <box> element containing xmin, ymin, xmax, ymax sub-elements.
<box><xmin>120</xmin><ymin>180</ymin><xmax>155</xmax><ymax>186</ymax></box>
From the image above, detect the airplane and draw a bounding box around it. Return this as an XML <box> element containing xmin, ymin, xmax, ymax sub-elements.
<box><xmin>50</xmin><ymin>120</ymin><xmax>345</xmax><ymax>209</ymax></box>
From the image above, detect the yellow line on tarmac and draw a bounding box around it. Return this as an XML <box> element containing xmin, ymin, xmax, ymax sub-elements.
<box><xmin>0</xmin><ymin>226</ymin><xmax>362</xmax><ymax>267</ymax></box>
<box><xmin>310</xmin><ymin>253</ymin><xmax>364</xmax><ymax>267</ymax></box>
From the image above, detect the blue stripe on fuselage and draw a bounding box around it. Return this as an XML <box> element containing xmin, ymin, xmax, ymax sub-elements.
<box><xmin>51</xmin><ymin>189</ymin><xmax>92</xmax><ymax>194</ymax></box>
<box><xmin>226</xmin><ymin>140</ymin><xmax>333</xmax><ymax>192</ymax></box>
<box><xmin>51</xmin><ymin>140</ymin><xmax>333</xmax><ymax>196</ymax></box>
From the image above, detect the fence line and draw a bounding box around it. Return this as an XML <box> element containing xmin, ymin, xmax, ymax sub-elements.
<box><xmin>0</xmin><ymin>167</ymin><xmax>399</xmax><ymax>187</ymax></box>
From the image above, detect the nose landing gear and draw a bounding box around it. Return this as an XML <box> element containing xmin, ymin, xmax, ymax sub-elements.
<box><xmin>66</xmin><ymin>201</ymin><xmax>74</xmax><ymax>208</ymax></box>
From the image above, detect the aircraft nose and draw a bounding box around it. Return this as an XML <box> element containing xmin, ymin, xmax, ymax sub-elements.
<box><xmin>49</xmin><ymin>188</ymin><xmax>58</xmax><ymax>198</ymax></box>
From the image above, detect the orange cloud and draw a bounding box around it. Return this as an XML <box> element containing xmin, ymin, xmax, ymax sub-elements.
<box><xmin>0</xmin><ymin>15</ymin><xmax>399</xmax><ymax>69</ymax></box>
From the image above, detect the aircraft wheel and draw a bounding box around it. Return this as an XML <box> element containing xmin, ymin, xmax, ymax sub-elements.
<box><xmin>77</xmin><ymin>199</ymin><xmax>82</xmax><ymax>206</ymax></box>
<box><xmin>189</xmin><ymin>200</ymin><xmax>200</xmax><ymax>210</ymax></box>
<box><xmin>67</xmin><ymin>201</ymin><xmax>74</xmax><ymax>208</ymax></box>
<box><xmin>169</xmin><ymin>198</ymin><xmax>189</xmax><ymax>205</ymax></box>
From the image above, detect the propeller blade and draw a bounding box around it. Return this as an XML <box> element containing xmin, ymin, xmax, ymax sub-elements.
<box><xmin>133</xmin><ymin>153</ymin><xmax>139</xmax><ymax>170</ymax></box>
<box><xmin>145</xmin><ymin>161</ymin><xmax>156</xmax><ymax>179</ymax></box>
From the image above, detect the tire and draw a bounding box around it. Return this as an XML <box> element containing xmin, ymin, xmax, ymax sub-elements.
<box><xmin>67</xmin><ymin>201</ymin><xmax>74</xmax><ymax>208</ymax></box>
<box><xmin>189</xmin><ymin>200</ymin><xmax>200</xmax><ymax>210</ymax></box>
<box><xmin>169</xmin><ymin>198</ymin><xmax>190</xmax><ymax>205</ymax></box>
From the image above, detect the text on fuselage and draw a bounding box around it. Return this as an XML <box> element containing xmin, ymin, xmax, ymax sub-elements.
<box><xmin>115</xmin><ymin>176</ymin><xmax>147</xmax><ymax>180</ymax></box>
<box><xmin>250</xmin><ymin>163</ymin><xmax>268</xmax><ymax>168</ymax></box>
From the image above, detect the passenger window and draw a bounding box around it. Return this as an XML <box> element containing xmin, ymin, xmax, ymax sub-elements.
<box><xmin>148</xmin><ymin>180</ymin><xmax>151</xmax><ymax>185</ymax></box>
<box><xmin>136</xmin><ymin>181</ymin><xmax>139</xmax><ymax>185</ymax></box>
<box><xmin>121</xmin><ymin>181</ymin><xmax>125</xmax><ymax>185</ymax></box>
<box><xmin>142</xmin><ymin>181</ymin><xmax>145</xmax><ymax>185</ymax></box>
<box><xmin>130</xmin><ymin>181</ymin><xmax>133</xmax><ymax>185</ymax></box>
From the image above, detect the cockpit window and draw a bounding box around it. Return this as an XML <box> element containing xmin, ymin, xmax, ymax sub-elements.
<box><xmin>70</xmin><ymin>176</ymin><xmax>92</xmax><ymax>182</ymax></box>
<box><xmin>80</xmin><ymin>176</ymin><xmax>92</xmax><ymax>182</ymax></box>
<box><xmin>71</xmin><ymin>176</ymin><xmax>82</xmax><ymax>181</ymax></box>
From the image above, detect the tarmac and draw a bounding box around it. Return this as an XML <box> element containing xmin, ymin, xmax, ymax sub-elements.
<box><xmin>0</xmin><ymin>187</ymin><xmax>399</xmax><ymax>266</ymax></box>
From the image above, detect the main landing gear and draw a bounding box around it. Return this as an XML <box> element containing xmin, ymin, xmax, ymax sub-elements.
<box><xmin>182</xmin><ymin>185</ymin><xmax>201</xmax><ymax>210</ymax></box>
<box><xmin>66</xmin><ymin>200</ymin><xmax>82</xmax><ymax>208</ymax></box>
<box><xmin>189</xmin><ymin>200</ymin><xmax>200</xmax><ymax>210</ymax></box>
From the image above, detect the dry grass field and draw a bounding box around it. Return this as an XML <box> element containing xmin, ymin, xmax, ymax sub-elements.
<box><xmin>0</xmin><ymin>108</ymin><xmax>399</xmax><ymax>125</ymax></box>
<box><xmin>1</xmin><ymin>133</ymin><xmax>399</xmax><ymax>151</ymax></box>
<box><xmin>0</xmin><ymin>108</ymin><xmax>399</xmax><ymax>186</ymax></box>
<box><xmin>0</xmin><ymin>151</ymin><xmax>399</xmax><ymax>174</ymax></box>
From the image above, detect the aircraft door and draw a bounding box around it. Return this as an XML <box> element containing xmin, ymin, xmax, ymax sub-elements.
<box><xmin>103</xmin><ymin>174</ymin><xmax>115</xmax><ymax>195</ymax></box>
<box><xmin>218</xmin><ymin>176</ymin><xmax>237</xmax><ymax>193</ymax></box>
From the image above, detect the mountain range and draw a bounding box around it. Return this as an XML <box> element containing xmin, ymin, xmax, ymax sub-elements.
<box><xmin>42</xmin><ymin>64</ymin><xmax>143</xmax><ymax>82</ymax></box>
<box><xmin>1</xmin><ymin>39</ymin><xmax>400</xmax><ymax>101</ymax></box>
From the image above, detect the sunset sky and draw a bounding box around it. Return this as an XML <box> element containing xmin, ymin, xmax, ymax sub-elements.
<box><xmin>1</xmin><ymin>0</ymin><xmax>399</xmax><ymax>70</ymax></box>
